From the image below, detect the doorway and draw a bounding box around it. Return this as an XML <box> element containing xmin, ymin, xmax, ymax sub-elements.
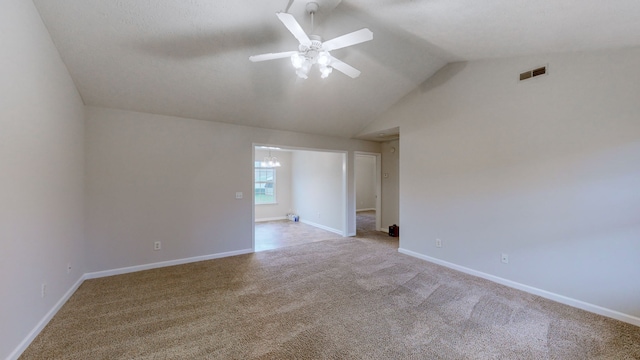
<box><xmin>253</xmin><ymin>145</ymin><xmax>348</xmax><ymax>252</ymax></box>
<box><xmin>354</xmin><ymin>152</ymin><xmax>381</xmax><ymax>235</ymax></box>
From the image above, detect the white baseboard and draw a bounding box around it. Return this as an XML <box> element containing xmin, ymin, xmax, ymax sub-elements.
<box><xmin>356</xmin><ymin>208</ymin><xmax>376</xmax><ymax>212</ymax></box>
<box><xmin>299</xmin><ymin>219</ymin><xmax>344</xmax><ymax>236</ymax></box>
<box><xmin>8</xmin><ymin>275</ymin><xmax>85</xmax><ymax>360</ymax></box>
<box><xmin>398</xmin><ymin>247</ymin><xmax>640</xmax><ymax>328</ymax></box>
<box><xmin>255</xmin><ymin>216</ymin><xmax>287</xmax><ymax>222</ymax></box>
<box><xmin>9</xmin><ymin>248</ymin><xmax>253</xmax><ymax>359</ymax></box>
<box><xmin>84</xmin><ymin>249</ymin><xmax>253</xmax><ymax>279</ymax></box>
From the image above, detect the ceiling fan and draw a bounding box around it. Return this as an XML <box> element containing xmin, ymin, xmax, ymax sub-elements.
<box><xmin>249</xmin><ymin>2</ymin><xmax>373</xmax><ymax>79</ymax></box>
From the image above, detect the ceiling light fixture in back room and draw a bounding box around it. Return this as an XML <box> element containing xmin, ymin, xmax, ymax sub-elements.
<box><xmin>249</xmin><ymin>2</ymin><xmax>373</xmax><ymax>79</ymax></box>
<box><xmin>261</xmin><ymin>150</ymin><xmax>281</xmax><ymax>167</ymax></box>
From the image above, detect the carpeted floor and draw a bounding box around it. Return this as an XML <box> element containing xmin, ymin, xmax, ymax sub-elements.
<box><xmin>20</xmin><ymin>216</ymin><xmax>640</xmax><ymax>359</ymax></box>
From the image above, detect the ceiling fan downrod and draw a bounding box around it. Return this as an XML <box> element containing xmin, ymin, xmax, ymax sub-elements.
<box><xmin>307</xmin><ymin>2</ymin><xmax>318</xmax><ymax>34</ymax></box>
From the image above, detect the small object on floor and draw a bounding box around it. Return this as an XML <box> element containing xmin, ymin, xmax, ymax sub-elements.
<box><xmin>389</xmin><ymin>224</ymin><xmax>399</xmax><ymax>237</ymax></box>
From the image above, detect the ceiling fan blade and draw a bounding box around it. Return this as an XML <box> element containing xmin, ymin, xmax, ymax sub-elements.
<box><xmin>323</xmin><ymin>28</ymin><xmax>373</xmax><ymax>51</ymax></box>
<box><xmin>330</xmin><ymin>57</ymin><xmax>361</xmax><ymax>78</ymax></box>
<box><xmin>249</xmin><ymin>51</ymin><xmax>298</xmax><ymax>62</ymax></box>
<box><xmin>276</xmin><ymin>12</ymin><xmax>312</xmax><ymax>46</ymax></box>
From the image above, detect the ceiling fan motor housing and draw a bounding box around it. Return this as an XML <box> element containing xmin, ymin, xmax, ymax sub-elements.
<box><xmin>298</xmin><ymin>35</ymin><xmax>326</xmax><ymax>64</ymax></box>
<box><xmin>306</xmin><ymin>2</ymin><xmax>319</xmax><ymax>15</ymax></box>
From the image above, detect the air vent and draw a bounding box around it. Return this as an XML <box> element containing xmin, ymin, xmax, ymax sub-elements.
<box><xmin>519</xmin><ymin>66</ymin><xmax>547</xmax><ymax>81</ymax></box>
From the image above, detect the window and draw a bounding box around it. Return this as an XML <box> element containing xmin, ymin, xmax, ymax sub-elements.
<box><xmin>255</xmin><ymin>162</ymin><xmax>276</xmax><ymax>204</ymax></box>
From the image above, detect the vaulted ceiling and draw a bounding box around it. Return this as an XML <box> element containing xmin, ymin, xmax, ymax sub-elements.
<box><xmin>33</xmin><ymin>0</ymin><xmax>640</xmax><ymax>139</ymax></box>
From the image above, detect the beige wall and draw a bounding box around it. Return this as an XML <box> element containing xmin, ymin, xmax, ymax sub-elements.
<box><xmin>292</xmin><ymin>150</ymin><xmax>346</xmax><ymax>234</ymax></box>
<box><xmin>85</xmin><ymin>106</ymin><xmax>379</xmax><ymax>272</ymax></box>
<box><xmin>381</xmin><ymin>140</ymin><xmax>399</xmax><ymax>229</ymax></box>
<box><xmin>361</xmin><ymin>47</ymin><xmax>640</xmax><ymax>322</ymax></box>
<box><xmin>355</xmin><ymin>155</ymin><xmax>377</xmax><ymax>211</ymax></box>
<box><xmin>1</xmin><ymin>1</ymin><xmax>86</xmax><ymax>358</ymax></box>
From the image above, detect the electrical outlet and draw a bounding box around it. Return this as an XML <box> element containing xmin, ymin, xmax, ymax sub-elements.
<box><xmin>317</xmin><ymin>212</ymin><xmax>321</xmax><ymax>218</ymax></box>
<box><xmin>435</xmin><ymin>239</ymin><xmax>442</xmax><ymax>248</ymax></box>
<box><xmin>67</xmin><ymin>263</ymin><xmax>72</xmax><ymax>274</ymax></box>
<box><xmin>235</xmin><ymin>192</ymin><xmax>243</xmax><ymax>199</ymax></box>
<box><xmin>41</xmin><ymin>283</ymin><xmax>46</xmax><ymax>298</ymax></box>
<box><xmin>501</xmin><ymin>253</ymin><xmax>509</xmax><ymax>264</ymax></box>
<box><xmin>154</xmin><ymin>241</ymin><xmax>161</xmax><ymax>251</ymax></box>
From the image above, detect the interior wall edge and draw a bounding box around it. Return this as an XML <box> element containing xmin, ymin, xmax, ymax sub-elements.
<box><xmin>6</xmin><ymin>275</ymin><xmax>85</xmax><ymax>360</ymax></box>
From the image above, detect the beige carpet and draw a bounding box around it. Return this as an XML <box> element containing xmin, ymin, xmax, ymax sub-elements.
<box><xmin>20</xmin><ymin>234</ymin><xmax>640</xmax><ymax>359</ymax></box>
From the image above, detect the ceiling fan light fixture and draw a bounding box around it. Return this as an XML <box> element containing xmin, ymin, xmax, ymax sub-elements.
<box><xmin>317</xmin><ymin>51</ymin><xmax>331</xmax><ymax>66</ymax></box>
<box><xmin>320</xmin><ymin>65</ymin><xmax>333</xmax><ymax>79</ymax></box>
<box><xmin>296</xmin><ymin>67</ymin><xmax>309</xmax><ymax>79</ymax></box>
<box><xmin>290</xmin><ymin>53</ymin><xmax>304</xmax><ymax>69</ymax></box>
<box><xmin>295</xmin><ymin>59</ymin><xmax>312</xmax><ymax>78</ymax></box>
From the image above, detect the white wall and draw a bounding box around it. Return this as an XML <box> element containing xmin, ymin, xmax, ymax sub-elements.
<box><xmin>291</xmin><ymin>151</ymin><xmax>346</xmax><ymax>235</ymax></box>
<box><xmin>0</xmin><ymin>1</ymin><xmax>86</xmax><ymax>358</ymax></box>
<box><xmin>381</xmin><ymin>140</ymin><xmax>399</xmax><ymax>229</ymax></box>
<box><xmin>362</xmin><ymin>47</ymin><xmax>640</xmax><ymax>322</ymax></box>
<box><xmin>254</xmin><ymin>149</ymin><xmax>292</xmax><ymax>221</ymax></box>
<box><xmin>355</xmin><ymin>155</ymin><xmax>376</xmax><ymax>211</ymax></box>
<box><xmin>85</xmin><ymin>106</ymin><xmax>379</xmax><ymax>272</ymax></box>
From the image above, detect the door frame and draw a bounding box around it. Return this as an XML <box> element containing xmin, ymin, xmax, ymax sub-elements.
<box><xmin>354</xmin><ymin>151</ymin><xmax>382</xmax><ymax>232</ymax></box>
<box><xmin>252</xmin><ymin>143</ymin><xmax>349</xmax><ymax>252</ymax></box>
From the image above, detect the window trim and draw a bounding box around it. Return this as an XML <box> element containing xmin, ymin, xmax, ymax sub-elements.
<box><xmin>254</xmin><ymin>162</ymin><xmax>277</xmax><ymax>205</ymax></box>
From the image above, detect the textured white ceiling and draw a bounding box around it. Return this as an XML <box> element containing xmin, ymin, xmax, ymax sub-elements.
<box><xmin>33</xmin><ymin>0</ymin><xmax>640</xmax><ymax>138</ymax></box>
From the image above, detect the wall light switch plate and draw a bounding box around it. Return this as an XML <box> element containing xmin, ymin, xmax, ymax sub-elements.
<box><xmin>235</xmin><ymin>192</ymin><xmax>243</xmax><ymax>199</ymax></box>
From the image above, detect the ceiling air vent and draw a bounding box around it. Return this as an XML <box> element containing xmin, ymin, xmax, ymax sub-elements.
<box><xmin>519</xmin><ymin>65</ymin><xmax>547</xmax><ymax>81</ymax></box>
